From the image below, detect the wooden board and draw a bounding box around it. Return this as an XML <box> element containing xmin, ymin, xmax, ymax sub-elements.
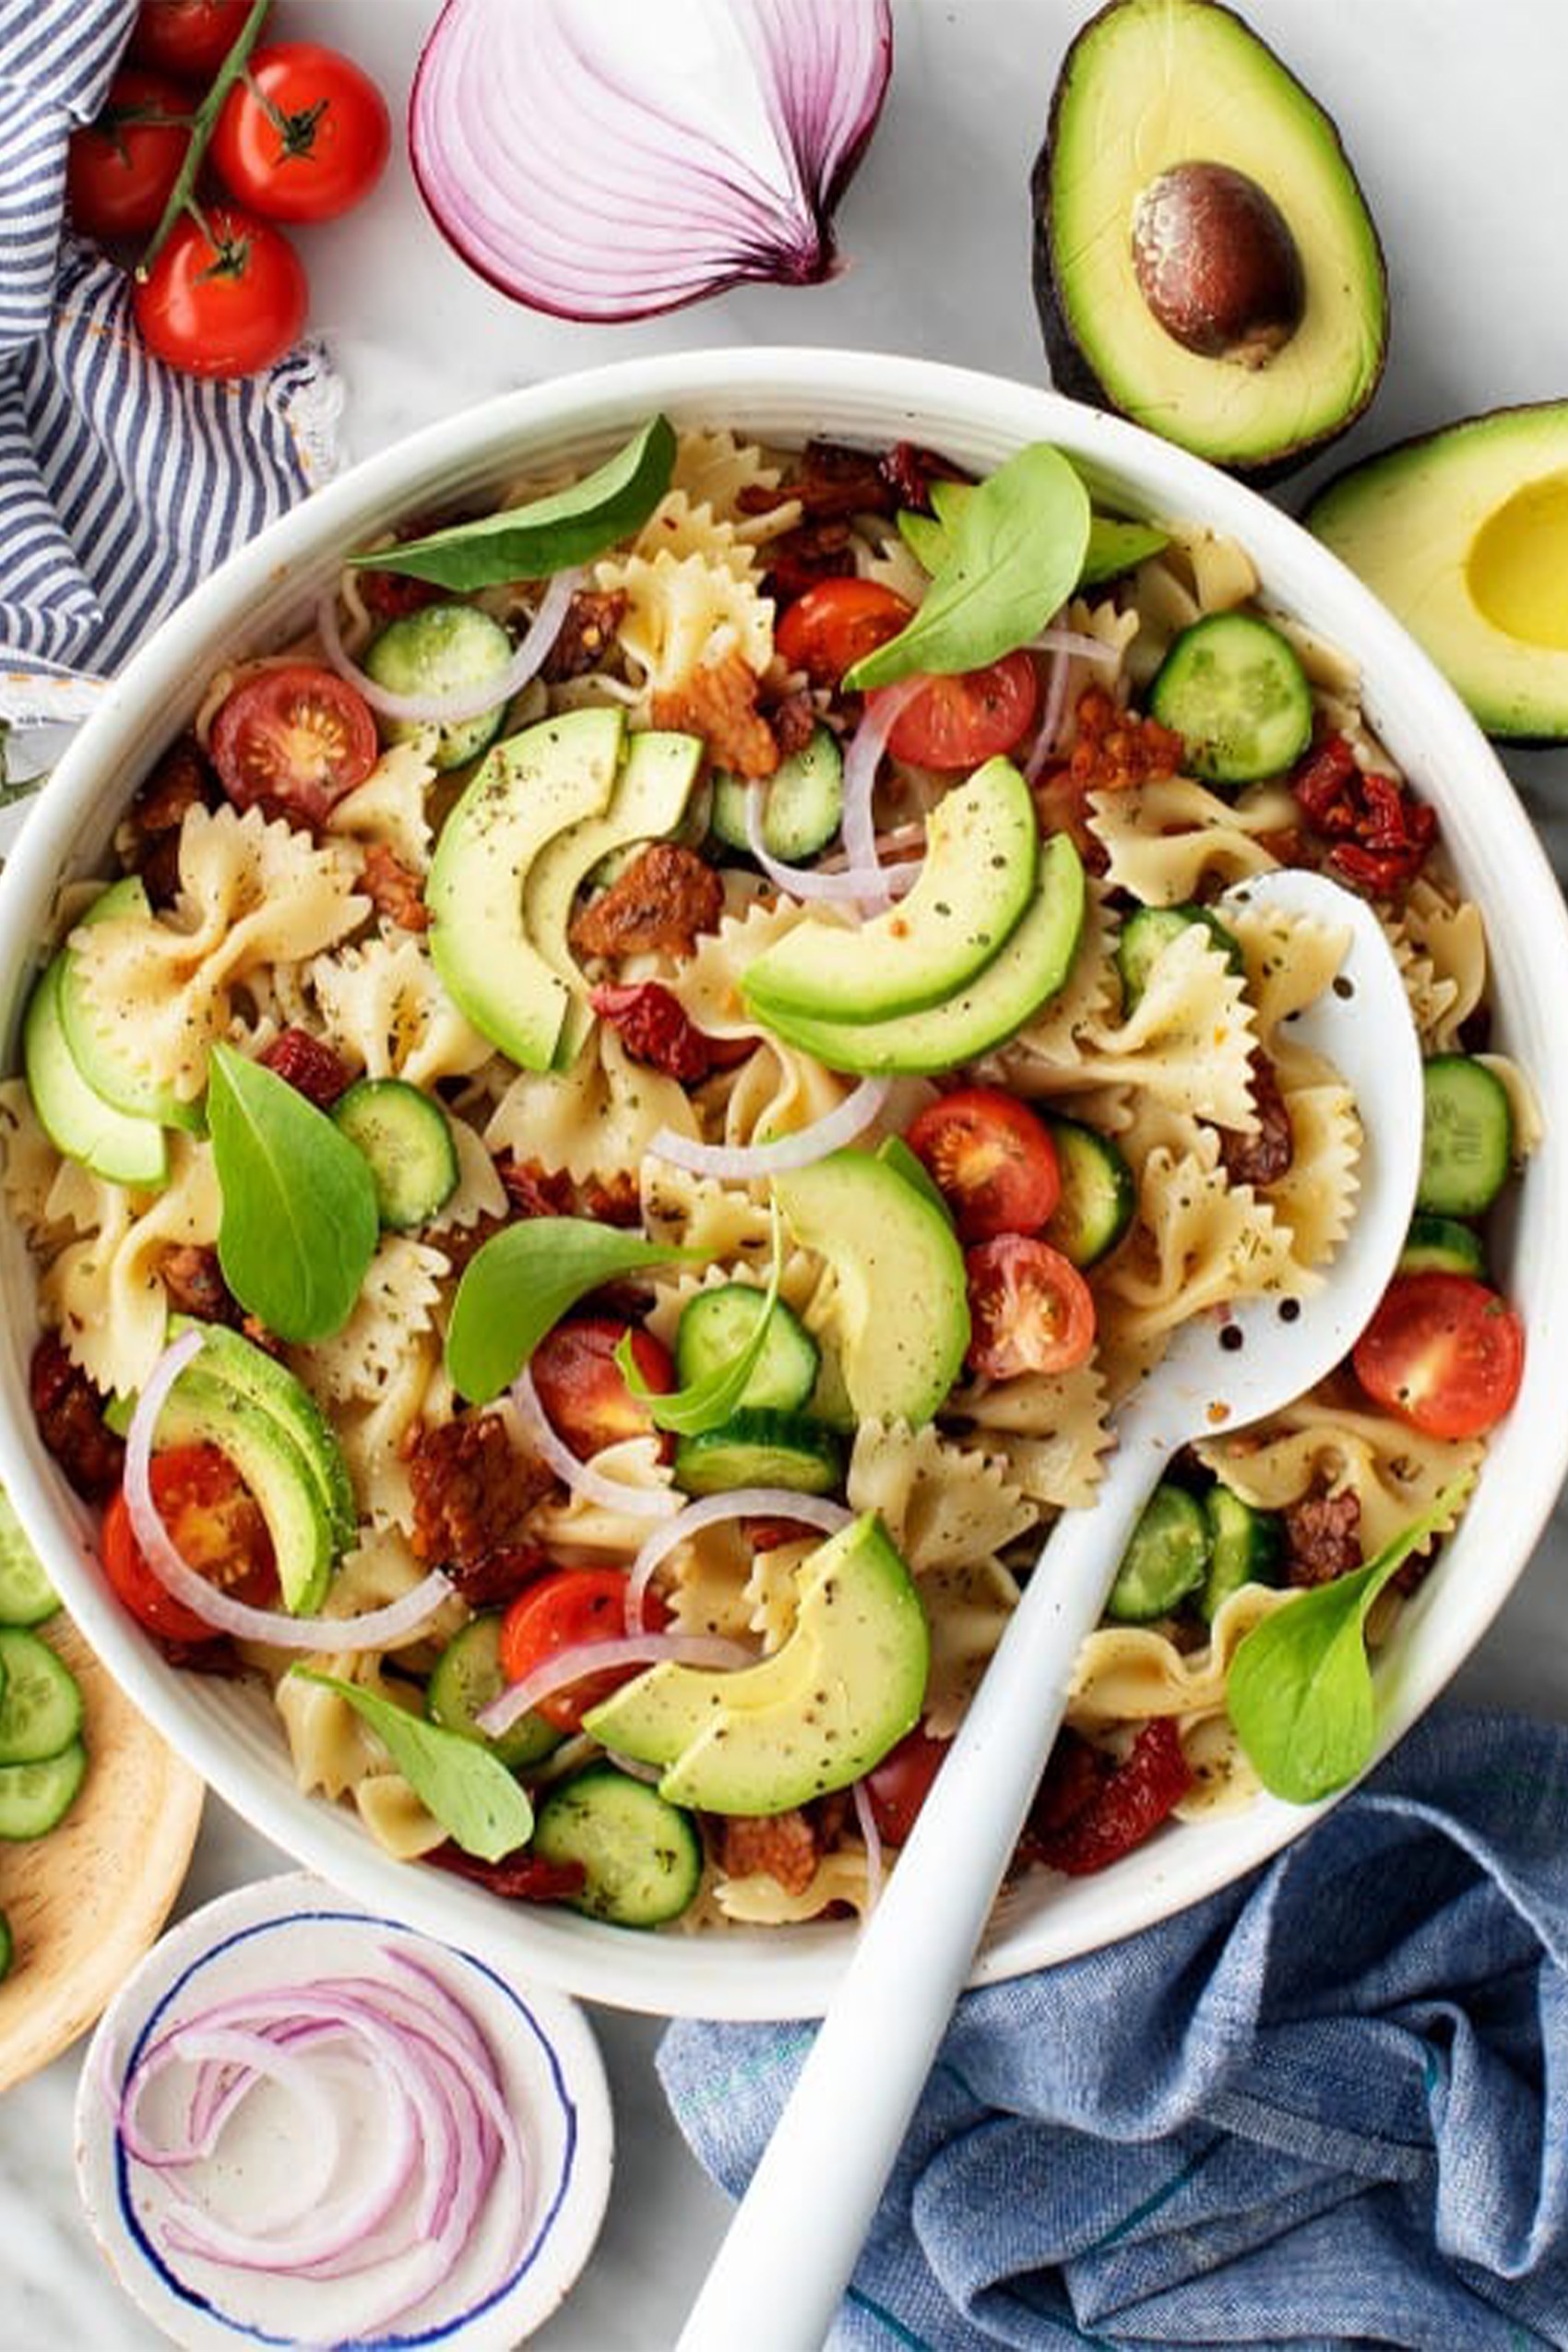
<box><xmin>0</xmin><ymin>1615</ymin><xmax>203</xmax><ymax>2094</ymax></box>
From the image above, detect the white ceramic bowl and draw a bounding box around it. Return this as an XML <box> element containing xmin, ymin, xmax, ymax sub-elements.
<box><xmin>4</xmin><ymin>350</ymin><xmax>1566</xmax><ymax>2020</ymax></box>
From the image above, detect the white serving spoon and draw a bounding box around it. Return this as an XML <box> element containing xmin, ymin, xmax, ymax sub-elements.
<box><xmin>677</xmin><ymin>867</ymin><xmax>1424</xmax><ymax>2352</ymax></box>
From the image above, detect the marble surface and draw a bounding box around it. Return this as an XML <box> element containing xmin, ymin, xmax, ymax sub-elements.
<box><xmin>5</xmin><ymin>1</ymin><xmax>1568</xmax><ymax>2346</ymax></box>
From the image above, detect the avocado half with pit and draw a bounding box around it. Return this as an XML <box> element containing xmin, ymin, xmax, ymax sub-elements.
<box><xmin>1306</xmin><ymin>402</ymin><xmax>1568</xmax><ymax>743</ymax></box>
<box><xmin>1032</xmin><ymin>0</ymin><xmax>1387</xmax><ymax>474</ymax></box>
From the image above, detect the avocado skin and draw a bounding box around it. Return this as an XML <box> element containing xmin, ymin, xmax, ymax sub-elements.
<box><xmin>1029</xmin><ymin>0</ymin><xmax>1389</xmax><ymax>483</ymax></box>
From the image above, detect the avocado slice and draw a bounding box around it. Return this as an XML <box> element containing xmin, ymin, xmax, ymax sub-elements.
<box><xmin>742</xmin><ymin>756</ymin><xmax>1038</xmax><ymax>1028</ymax></box>
<box><xmin>172</xmin><ymin>1319</ymin><xmax>357</xmax><ymax>1553</ymax></box>
<box><xmin>751</xmin><ymin>833</ymin><xmax>1085</xmax><ymax>1075</ymax></box>
<box><xmin>56</xmin><ymin>877</ymin><xmax>206</xmax><ymax>1133</ymax></box>
<box><xmin>23</xmin><ymin>955</ymin><xmax>168</xmax><ymax>1189</ymax></box>
<box><xmin>1032</xmin><ymin>0</ymin><xmax>1387</xmax><ymax>475</ymax></box>
<box><xmin>582</xmin><ymin>1513</ymin><xmax>929</xmax><ymax>1815</ymax></box>
<box><xmin>156</xmin><ymin>1369</ymin><xmax>334</xmax><ymax>1614</ymax></box>
<box><xmin>522</xmin><ymin>728</ymin><xmax>704</xmax><ymax>1071</ymax></box>
<box><xmin>427</xmin><ymin>706</ymin><xmax>625</xmax><ymax>1071</ymax></box>
<box><xmin>774</xmin><ymin>1149</ymin><xmax>969</xmax><ymax>1427</ymax></box>
<box><xmin>1306</xmin><ymin>402</ymin><xmax>1568</xmax><ymax>742</ymax></box>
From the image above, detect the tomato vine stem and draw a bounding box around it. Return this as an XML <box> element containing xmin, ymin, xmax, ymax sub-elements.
<box><xmin>136</xmin><ymin>0</ymin><xmax>271</xmax><ymax>281</ymax></box>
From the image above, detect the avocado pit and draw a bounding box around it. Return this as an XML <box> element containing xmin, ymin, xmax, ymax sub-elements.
<box><xmin>1131</xmin><ymin>160</ymin><xmax>1306</xmax><ymax>368</ymax></box>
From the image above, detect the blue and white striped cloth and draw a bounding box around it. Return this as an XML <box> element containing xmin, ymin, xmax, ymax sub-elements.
<box><xmin>0</xmin><ymin>0</ymin><xmax>341</xmax><ymax>763</ymax></box>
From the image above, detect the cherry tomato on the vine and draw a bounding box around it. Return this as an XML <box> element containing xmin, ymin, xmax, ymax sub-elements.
<box><xmin>499</xmin><ymin>1568</ymin><xmax>669</xmax><ymax>1733</ymax></box>
<box><xmin>210</xmin><ymin>663</ymin><xmax>378</xmax><ymax>824</ymax></box>
<box><xmin>101</xmin><ymin>1443</ymin><xmax>276</xmax><ymax>1641</ymax></box>
<box><xmin>775</xmin><ymin>579</ymin><xmax>912</xmax><ymax>687</ymax></box>
<box><xmin>1352</xmin><ymin>1272</ymin><xmax>1525</xmax><ymax>1440</ymax></box>
<box><xmin>132</xmin><ymin>203</ymin><xmax>306</xmax><ymax>378</ymax></box>
<box><xmin>906</xmin><ymin>1087</ymin><xmax>1061</xmax><ymax>1243</ymax></box>
<box><xmin>210</xmin><ymin>42</ymin><xmax>390</xmax><ymax>224</ymax></box>
<box><xmin>881</xmin><ymin>651</ymin><xmax>1039</xmax><ymax>770</ymax></box>
<box><xmin>965</xmin><ymin>1235</ymin><xmax>1097</xmax><ymax>1379</ymax></box>
<box><xmin>529</xmin><ymin>1318</ymin><xmax>676</xmax><ymax>1463</ymax></box>
<box><xmin>129</xmin><ymin>0</ymin><xmax>263</xmax><ymax>80</ymax></box>
<box><xmin>66</xmin><ymin>69</ymin><xmax>192</xmax><ymax>241</ymax></box>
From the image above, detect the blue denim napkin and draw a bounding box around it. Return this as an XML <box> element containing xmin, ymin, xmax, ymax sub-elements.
<box><xmin>0</xmin><ymin>0</ymin><xmax>340</xmax><ymax>760</ymax></box>
<box><xmin>660</xmin><ymin>1707</ymin><xmax>1568</xmax><ymax>2348</ymax></box>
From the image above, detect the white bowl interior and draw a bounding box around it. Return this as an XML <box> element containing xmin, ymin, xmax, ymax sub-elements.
<box><xmin>2</xmin><ymin>349</ymin><xmax>1566</xmax><ymax>2019</ymax></box>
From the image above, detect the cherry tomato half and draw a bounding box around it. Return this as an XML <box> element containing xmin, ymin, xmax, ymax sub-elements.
<box><xmin>211</xmin><ymin>42</ymin><xmax>390</xmax><ymax>224</ymax></box>
<box><xmin>865</xmin><ymin>1728</ymin><xmax>951</xmax><ymax>1847</ymax></box>
<box><xmin>129</xmin><ymin>0</ymin><xmax>262</xmax><ymax>78</ymax></box>
<box><xmin>1352</xmin><ymin>1272</ymin><xmax>1525</xmax><ymax>1440</ymax></box>
<box><xmin>775</xmin><ymin>579</ymin><xmax>911</xmax><ymax>687</ymax></box>
<box><xmin>132</xmin><ymin>203</ymin><xmax>306</xmax><ymax>379</ymax></box>
<box><xmin>500</xmin><ymin>1568</ymin><xmax>669</xmax><ymax>1732</ymax></box>
<box><xmin>966</xmin><ymin>1235</ymin><xmax>1096</xmax><ymax>1379</ymax></box>
<box><xmin>907</xmin><ymin>1087</ymin><xmax>1061</xmax><ymax>1243</ymax></box>
<box><xmin>882</xmin><ymin>651</ymin><xmax>1039</xmax><ymax>771</ymax></box>
<box><xmin>66</xmin><ymin>69</ymin><xmax>191</xmax><ymax>241</ymax></box>
<box><xmin>101</xmin><ymin>1443</ymin><xmax>276</xmax><ymax>1641</ymax></box>
<box><xmin>529</xmin><ymin>1317</ymin><xmax>675</xmax><ymax>1462</ymax></box>
<box><xmin>210</xmin><ymin>663</ymin><xmax>378</xmax><ymax>824</ymax></box>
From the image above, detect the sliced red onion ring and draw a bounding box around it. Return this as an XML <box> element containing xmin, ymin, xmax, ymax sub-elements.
<box><xmin>842</xmin><ymin>675</ymin><xmax>929</xmax><ymax>909</ymax></box>
<box><xmin>852</xmin><ymin>1776</ymin><xmax>883</xmax><ymax>1912</ymax></box>
<box><xmin>125</xmin><ymin>1331</ymin><xmax>454</xmax><ymax>1650</ymax></box>
<box><xmin>316</xmin><ymin>566</ymin><xmax>580</xmax><ymax>725</ymax></box>
<box><xmin>1025</xmin><ymin>650</ymin><xmax>1072</xmax><ymax>785</ymax></box>
<box><xmin>475</xmin><ymin>1630</ymin><xmax>754</xmax><ymax>1740</ymax></box>
<box><xmin>410</xmin><ymin>0</ymin><xmax>893</xmax><ymax>322</ymax></box>
<box><xmin>625</xmin><ymin>1489</ymin><xmax>853</xmax><ymax>1634</ymax></box>
<box><xmin>647</xmin><ymin>1074</ymin><xmax>892</xmax><ymax>1180</ymax></box>
<box><xmin>742</xmin><ymin>783</ymin><xmax>919</xmax><ymax>905</ymax></box>
<box><xmin>1030</xmin><ymin>625</ymin><xmax>1123</xmax><ymax>664</ymax></box>
<box><xmin>512</xmin><ymin>1363</ymin><xmax>680</xmax><ymax>1519</ymax></box>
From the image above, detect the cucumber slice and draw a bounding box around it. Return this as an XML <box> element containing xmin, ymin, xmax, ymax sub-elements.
<box><xmin>1116</xmin><ymin>903</ymin><xmax>1243</xmax><ymax>1011</ymax></box>
<box><xmin>1202</xmin><ymin>1486</ymin><xmax>1282</xmax><ymax>1622</ymax></box>
<box><xmin>1417</xmin><ymin>1055</ymin><xmax>1514</xmax><ymax>1218</ymax></box>
<box><xmin>1148</xmin><ymin>612</ymin><xmax>1313</xmax><ymax>785</ymax></box>
<box><xmin>1042</xmin><ymin>1117</ymin><xmax>1134</xmax><ymax>1267</ymax></box>
<box><xmin>1107</xmin><ymin>1483</ymin><xmax>1210</xmax><ymax>1622</ymax></box>
<box><xmin>532</xmin><ymin>1764</ymin><xmax>702</xmax><ymax>1927</ymax></box>
<box><xmin>363</xmin><ymin>602</ymin><xmax>514</xmax><ymax>771</ymax></box>
<box><xmin>331</xmin><ymin>1078</ymin><xmax>459</xmax><ymax>1229</ymax></box>
<box><xmin>0</xmin><ymin>1630</ymin><xmax>83</xmax><ymax>1764</ymax></box>
<box><xmin>0</xmin><ymin>1488</ymin><xmax>58</xmax><ymax>1627</ymax></box>
<box><xmin>674</xmin><ymin>1409</ymin><xmax>845</xmax><ymax>1498</ymax></box>
<box><xmin>426</xmin><ymin>1613</ymin><xmax>561</xmax><ymax>1772</ymax></box>
<box><xmin>712</xmin><ymin>727</ymin><xmax>843</xmax><ymax>861</ymax></box>
<box><xmin>1398</xmin><ymin>1213</ymin><xmax>1487</xmax><ymax>1278</ymax></box>
<box><xmin>674</xmin><ymin>1286</ymin><xmax>820</xmax><ymax>1415</ymax></box>
<box><xmin>0</xmin><ymin>1740</ymin><xmax>86</xmax><ymax>1839</ymax></box>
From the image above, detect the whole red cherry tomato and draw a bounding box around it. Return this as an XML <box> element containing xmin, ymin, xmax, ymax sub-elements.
<box><xmin>210</xmin><ymin>42</ymin><xmax>390</xmax><ymax>224</ymax></box>
<box><xmin>133</xmin><ymin>203</ymin><xmax>306</xmax><ymax>379</ymax></box>
<box><xmin>881</xmin><ymin>652</ymin><xmax>1039</xmax><ymax>770</ymax></box>
<box><xmin>500</xmin><ymin>1568</ymin><xmax>670</xmax><ymax>1732</ymax></box>
<box><xmin>66</xmin><ymin>69</ymin><xmax>191</xmax><ymax>240</ymax></box>
<box><xmin>210</xmin><ymin>664</ymin><xmax>378</xmax><ymax>824</ymax></box>
<box><xmin>529</xmin><ymin>1318</ymin><xmax>676</xmax><ymax>1462</ymax></box>
<box><xmin>1352</xmin><ymin>1273</ymin><xmax>1525</xmax><ymax>1439</ymax></box>
<box><xmin>966</xmin><ymin>1236</ymin><xmax>1097</xmax><ymax>1379</ymax></box>
<box><xmin>101</xmin><ymin>1443</ymin><xmax>276</xmax><ymax>1641</ymax></box>
<box><xmin>775</xmin><ymin>579</ymin><xmax>911</xmax><ymax>687</ymax></box>
<box><xmin>129</xmin><ymin>0</ymin><xmax>262</xmax><ymax>79</ymax></box>
<box><xmin>906</xmin><ymin>1087</ymin><xmax>1061</xmax><ymax>1243</ymax></box>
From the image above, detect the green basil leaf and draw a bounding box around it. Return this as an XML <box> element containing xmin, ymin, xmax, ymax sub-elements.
<box><xmin>208</xmin><ymin>1043</ymin><xmax>378</xmax><ymax>1345</ymax></box>
<box><xmin>1228</xmin><ymin>1477</ymin><xmax>1476</xmax><ymax>1804</ymax></box>
<box><xmin>349</xmin><ymin>415</ymin><xmax>677</xmax><ymax>593</ymax></box>
<box><xmin>898</xmin><ymin>485</ymin><xmax>1166</xmax><ymax>592</ymax></box>
<box><xmin>616</xmin><ymin>1197</ymin><xmax>782</xmax><ymax>1436</ymax></box>
<box><xmin>847</xmin><ymin>444</ymin><xmax>1091</xmax><ymax>689</ymax></box>
<box><xmin>291</xmin><ymin>1670</ymin><xmax>532</xmax><ymax>1861</ymax></box>
<box><xmin>446</xmin><ymin>1216</ymin><xmax>700</xmax><ymax>1404</ymax></box>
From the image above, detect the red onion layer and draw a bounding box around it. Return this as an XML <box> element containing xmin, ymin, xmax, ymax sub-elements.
<box><xmin>625</xmin><ymin>1490</ymin><xmax>854</xmax><ymax>1634</ymax></box>
<box><xmin>842</xmin><ymin>676</ymin><xmax>929</xmax><ymax>909</ymax></box>
<box><xmin>512</xmin><ymin>1363</ymin><xmax>679</xmax><ymax>1520</ymax></box>
<box><xmin>410</xmin><ymin>0</ymin><xmax>894</xmax><ymax>322</ymax></box>
<box><xmin>475</xmin><ymin>1631</ymin><xmax>755</xmax><ymax>1740</ymax></box>
<box><xmin>316</xmin><ymin>567</ymin><xmax>580</xmax><ymax>725</ymax></box>
<box><xmin>742</xmin><ymin>782</ymin><xmax>919</xmax><ymax>906</ymax></box>
<box><xmin>852</xmin><ymin>1776</ymin><xmax>884</xmax><ymax>1912</ymax></box>
<box><xmin>125</xmin><ymin>1331</ymin><xmax>453</xmax><ymax>1651</ymax></box>
<box><xmin>647</xmin><ymin>1074</ymin><xmax>891</xmax><ymax>1181</ymax></box>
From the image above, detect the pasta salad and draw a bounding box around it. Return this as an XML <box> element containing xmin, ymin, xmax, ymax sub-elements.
<box><xmin>2</xmin><ymin>419</ymin><xmax>1534</xmax><ymax>1932</ymax></box>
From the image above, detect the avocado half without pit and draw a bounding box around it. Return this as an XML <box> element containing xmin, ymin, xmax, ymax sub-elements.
<box><xmin>1032</xmin><ymin>0</ymin><xmax>1387</xmax><ymax>475</ymax></box>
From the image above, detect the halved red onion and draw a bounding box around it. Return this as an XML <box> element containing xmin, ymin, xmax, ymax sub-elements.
<box><xmin>842</xmin><ymin>676</ymin><xmax>930</xmax><ymax>909</ymax></box>
<box><xmin>475</xmin><ymin>1631</ymin><xmax>755</xmax><ymax>1740</ymax></box>
<box><xmin>512</xmin><ymin>1364</ymin><xmax>680</xmax><ymax>1519</ymax></box>
<box><xmin>647</xmin><ymin>1074</ymin><xmax>891</xmax><ymax>1181</ymax></box>
<box><xmin>316</xmin><ymin>566</ymin><xmax>580</xmax><ymax>726</ymax></box>
<box><xmin>125</xmin><ymin>1331</ymin><xmax>454</xmax><ymax>1651</ymax></box>
<box><xmin>410</xmin><ymin>0</ymin><xmax>893</xmax><ymax>322</ymax></box>
<box><xmin>742</xmin><ymin>783</ymin><xmax>919</xmax><ymax>906</ymax></box>
<box><xmin>852</xmin><ymin>1776</ymin><xmax>884</xmax><ymax>1911</ymax></box>
<box><xmin>625</xmin><ymin>1489</ymin><xmax>854</xmax><ymax>1633</ymax></box>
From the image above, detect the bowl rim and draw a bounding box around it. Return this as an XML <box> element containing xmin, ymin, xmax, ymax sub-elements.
<box><xmin>3</xmin><ymin>343</ymin><xmax>1566</xmax><ymax>2020</ymax></box>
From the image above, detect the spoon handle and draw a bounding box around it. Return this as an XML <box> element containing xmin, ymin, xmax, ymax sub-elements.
<box><xmin>676</xmin><ymin>1428</ymin><xmax>1164</xmax><ymax>2352</ymax></box>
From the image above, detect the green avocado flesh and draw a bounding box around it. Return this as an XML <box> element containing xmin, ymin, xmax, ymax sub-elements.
<box><xmin>174</xmin><ymin>1320</ymin><xmax>357</xmax><ymax>1554</ymax></box>
<box><xmin>774</xmin><ymin>1150</ymin><xmax>969</xmax><ymax>1427</ymax></box>
<box><xmin>428</xmin><ymin>706</ymin><xmax>626</xmax><ymax>1070</ymax></box>
<box><xmin>753</xmin><ymin>833</ymin><xmax>1086</xmax><ymax>1075</ymax></box>
<box><xmin>1034</xmin><ymin>0</ymin><xmax>1386</xmax><ymax>469</ymax></box>
<box><xmin>582</xmin><ymin>1513</ymin><xmax>929</xmax><ymax>1814</ymax></box>
<box><xmin>1307</xmin><ymin>402</ymin><xmax>1568</xmax><ymax>741</ymax></box>
<box><xmin>24</xmin><ymin>956</ymin><xmax>168</xmax><ymax>1189</ymax></box>
<box><xmin>156</xmin><ymin>1369</ymin><xmax>334</xmax><ymax>1615</ymax></box>
<box><xmin>56</xmin><ymin>877</ymin><xmax>205</xmax><ymax>1133</ymax></box>
<box><xmin>742</xmin><ymin>756</ymin><xmax>1038</xmax><ymax>1027</ymax></box>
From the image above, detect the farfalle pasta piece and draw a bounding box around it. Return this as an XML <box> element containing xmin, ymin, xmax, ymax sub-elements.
<box><xmin>1102</xmin><ymin>1146</ymin><xmax>1308</xmax><ymax>1348</ymax></box>
<box><xmin>527</xmin><ymin>1436</ymin><xmax>678</xmax><ymax>1560</ymax></box>
<box><xmin>326</xmin><ymin>735</ymin><xmax>438</xmax><ymax>873</ymax></box>
<box><xmin>592</xmin><ymin>548</ymin><xmax>773</xmax><ymax>695</ymax></box>
<box><xmin>671</xmin><ymin>895</ymin><xmax>821</xmax><ymax>1043</ymax></box>
<box><xmin>1380</xmin><ymin>876</ymin><xmax>1486</xmax><ymax>1051</ymax></box>
<box><xmin>985</xmin><ymin>878</ymin><xmax>1121</xmax><ymax>1076</ymax></box>
<box><xmin>1123</xmin><ymin>529</ymin><xmax>1259</xmax><ymax>686</ymax></box>
<box><xmin>1067</xmin><ymin>1581</ymin><xmax>1291</xmax><ymax>1728</ymax></box>
<box><xmin>640</xmin><ymin>1165</ymin><xmax>776</xmax><ymax>1262</ymax></box>
<box><xmin>1089</xmin><ymin>778</ymin><xmax>1292</xmax><ymax>906</ymax></box>
<box><xmin>944</xmin><ymin>1360</ymin><xmax>1111</xmax><ymax>1512</ymax></box>
<box><xmin>671</xmin><ymin>427</ymin><xmax>786</xmax><ymax>522</ymax></box>
<box><xmin>847</xmin><ymin>1420</ymin><xmax>1036</xmax><ymax>1574</ymax></box>
<box><xmin>41</xmin><ymin>1136</ymin><xmax>220</xmax><ymax>1396</ymax></box>
<box><xmin>1476</xmin><ymin>1052</ymin><xmax>1543</xmax><ymax>1159</ymax></box>
<box><xmin>0</xmin><ymin>1077</ymin><xmax>69</xmax><ymax>1239</ymax></box>
<box><xmin>920</xmin><ymin>1555</ymin><xmax>1020</xmax><ymax>1739</ymax></box>
<box><xmin>1196</xmin><ymin>1390</ymin><xmax>1482</xmax><ymax>1555</ymax></box>
<box><xmin>710</xmin><ymin>1042</ymin><xmax>849</xmax><ymax>1154</ymax></box>
<box><xmin>486</xmin><ymin>1026</ymin><xmax>699</xmax><ymax>1183</ymax></box>
<box><xmin>631</xmin><ymin>489</ymin><xmax>766</xmax><ymax>581</ymax></box>
<box><xmin>1171</xmin><ymin>1713</ymin><xmax>1270</xmax><ymax>1822</ymax></box>
<box><xmin>309</xmin><ymin>935</ymin><xmax>492</xmax><ymax>1090</ymax></box>
<box><xmin>714</xmin><ymin>1847</ymin><xmax>873</xmax><ymax>1925</ymax></box>
<box><xmin>333</xmin><ymin>1342</ymin><xmax>447</xmax><ymax>1537</ymax></box>
<box><xmin>294</xmin><ymin>1237</ymin><xmax>448</xmax><ymax>1409</ymax></box>
<box><xmin>425</xmin><ymin>1114</ymin><xmax>507</xmax><ymax>1234</ymax></box>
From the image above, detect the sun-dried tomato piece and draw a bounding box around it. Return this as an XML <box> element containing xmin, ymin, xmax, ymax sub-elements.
<box><xmin>745</xmin><ymin>1516</ymin><xmax>828</xmax><ymax>1553</ymax></box>
<box><xmin>570</xmin><ymin>841</ymin><xmax>724</xmax><ymax>960</ymax></box>
<box><xmin>259</xmin><ymin>1027</ymin><xmax>350</xmax><ymax>1110</ymax></box>
<box><xmin>160</xmin><ymin>1242</ymin><xmax>240</xmax><ymax>1325</ymax></box>
<box><xmin>151</xmin><ymin>1631</ymin><xmax>247</xmax><ymax>1676</ymax></box>
<box><xmin>878</xmin><ymin>439</ymin><xmax>971</xmax><ymax>514</ymax></box>
<box><xmin>1219</xmin><ymin>1051</ymin><xmax>1294</xmax><ymax>1190</ymax></box>
<box><xmin>577</xmin><ymin>1172</ymin><xmax>643</xmax><ymax>1229</ymax></box>
<box><xmin>360</xmin><ymin>841</ymin><xmax>428</xmax><ymax>932</ymax></box>
<box><xmin>761</xmin><ymin>519</ymin><xmax>857</xmax><ymax>604</ymax></box>
<box><xmin>425</xmin><ymin>1842</ymin><xmax>587</xmax><ymax>1904</ymax></box>
<box><xmin>1291</xmin><ymin>733</ymin><xmax>1437</xmax><ymax>893</ymax></box>
<box><xmin>119</xmin><ymin>735</ymin><xmax>220</xmax><ymax>907</ymax></box>
<box><xmin>718</xmin><ymin>1807</ymin><xmax>821</xmax><ymax>1896</ymax></box>
<box><xmin>540</xmin><ymin>588</ymin><xmax>628</xmax><ymax>683</ymax></box>
<box><xmin>496</xmin><ymin>1157</ymin><xmax>576</xmax><ymax>1219</ymax></box>
<box><xmin>30</xmin><ymin>1336</ymin><xmax>124</xmax><ymax>1502</ymax></box>
<box><xmin>652</xmin><ymin>653</ymin><xmax>779</xmax><ymax>780</ymax></box>
<box><xmin>408</xmin><ymin>1414</ymin><xmax>554</xmax><ymax>1601</ymax></box>
<box><xmin>1284</xmin><ymin>1488</ymin><xmax>1362</xmax><ymax>1587</ymax></box>
<box><xmin>766</xmin><ymin>684</ymin><xmax>820</xmax><ymax>758</ymax></box>
<box><xmin>1068</xmin><ymin>686</ymin><xmax>1185</xmax><ymax>795</ymax></box>
<box><xmin>1027</xmin><ymin>1718</ymin><xmax>1192</xmax><ymax>1877</ymax></box>
<box><xmin>590</xmin><ymin>981</ymin><xmax>750</xmax><ymax>1084</ymax></box>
